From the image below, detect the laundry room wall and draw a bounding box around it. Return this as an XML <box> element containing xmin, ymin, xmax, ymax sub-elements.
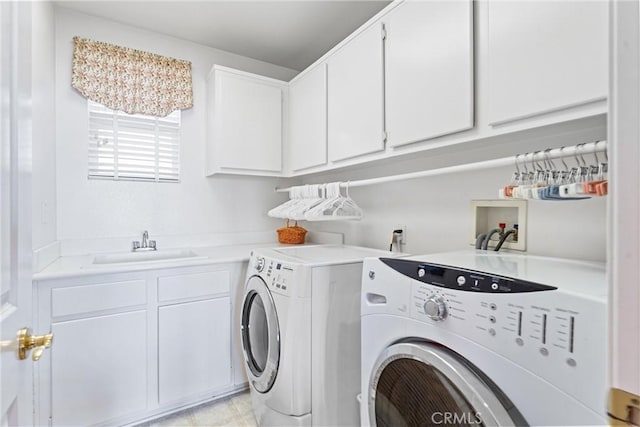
<box><xmin>301</xmin><ymin>124</ymin><xmax>608</xmax><ymax>263</ymax></box>
<box><xmin>32</xmin><ymin>1</ymin><xmax>57</xmax><ymax>251</ymax></box>
<box><xmin>54</xmin><ymin>7</ymin><xmax>295</xmax><ymax>242</ymax></box>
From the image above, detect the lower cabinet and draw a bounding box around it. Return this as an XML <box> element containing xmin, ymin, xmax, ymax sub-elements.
<box><xmin>159</xmin><ymin>298</ymin><xmax>231</xmax><ymax>404</ymax></box>
<box><xmin>51</xmin><ymin>311</ymin><xmax>147</xmax><ymax>426</ymax></box>
<box><xmin>35</xmin><ymin>263</ymin><xmax>247</xmax><ymax>427</ymax></box>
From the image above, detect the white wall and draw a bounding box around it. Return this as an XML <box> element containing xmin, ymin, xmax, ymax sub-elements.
<box><xmin>55</xmin><ymin>8</ymin><xmax>295</xmax><ymax>242</ymax></box>
<box><xmin>302</xmin><ymin>127</ymin><xmax>608</xmax><ymax>263</ymax></box>
<box><xmin>32</xmin><ymin>1</ymin><xmax>57</xmax><ymax>250</ymax></box>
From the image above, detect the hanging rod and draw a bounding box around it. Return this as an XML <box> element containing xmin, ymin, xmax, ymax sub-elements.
<box><xmin>275</xmin><ymin>140</ymin><xmax>608</xmax><ymax>193</ymax></box>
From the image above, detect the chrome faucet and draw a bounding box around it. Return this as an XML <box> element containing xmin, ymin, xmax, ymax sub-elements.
<box><xmin>132</xmin><ymin>230</ymin><xmax>157</xmax><ymax>252</ymax></box>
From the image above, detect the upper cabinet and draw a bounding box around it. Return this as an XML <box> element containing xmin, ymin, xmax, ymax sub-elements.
<box><xmin>205</xmin><ymin>1</ymin><xmax>607</xmax><ymax>178</ymax></box>
<box><xmin>487</xmin><ymin>1</ymin><xmax>608</xmax><ymax>125</ymax></box>
<box><xmin>385</xmin><ymin>0</ymin><xmax>474</xmax><ymax>148</ymax></box>
<box><xmin>327</xmin><ymin>22</ymin><xmax>385</xmax><ymax>162</ymax></box>
<box><xmin>289</xmin><ymin>63</ymin><xmax>328</xmax><ymax>172</ymax></box>
<box><xmin>206</xmin><ymin>66</ymin><xmax>287</xmax><ymax>176</ymax></box>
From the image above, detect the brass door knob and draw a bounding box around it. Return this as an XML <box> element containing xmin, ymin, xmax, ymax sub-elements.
<box><xmin>17</xmin><ymin>327</ymin><xmax>53</xmax><ymax>361</ymax></box>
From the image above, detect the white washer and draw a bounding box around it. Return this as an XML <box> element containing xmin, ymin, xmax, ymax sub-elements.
<box><xmin>361</xmin><ymin>251</ymin><xmax>607</xmax><ymax>427</ymax></box>
<box><xmin>241</xmin><ymin>245</ymin><xmax>394</xmax><ymax>426</ymax></box>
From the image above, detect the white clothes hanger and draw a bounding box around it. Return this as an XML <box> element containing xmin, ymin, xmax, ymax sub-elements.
<box><xmin>283</xmin><ymin>184</ymin><xmax>325</xmax><ymax>220</ymax></box>
<box><xmin>305</xmin><ymin>182</ymin><xmax>363</xmax><ymax>221</ymax></box>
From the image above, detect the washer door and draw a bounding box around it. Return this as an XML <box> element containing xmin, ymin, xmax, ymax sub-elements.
<box><xmin>241</xmin><ymin>275</ymin><xmax>280</xmax><ymax>393</ymax></box>
<box><xmin>369</xmin><ymin>342</ymin><xmax>526</xmax><ymax>427</ymax></box>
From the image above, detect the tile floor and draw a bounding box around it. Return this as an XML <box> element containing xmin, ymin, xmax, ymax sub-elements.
<box><xmin>141</xmin><ymin>391</ymin><xmax>257</xmax><ymax>427</ymax></box>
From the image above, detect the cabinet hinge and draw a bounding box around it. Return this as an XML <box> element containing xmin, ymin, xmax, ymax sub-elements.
<box><xmin>48</xmin><ymin>417</ymin><xmax>53</xmax><ymax>427</ymax></box>
<box><xmin>382</xmin><ymin>24</ymin><xmax>387</xmax><ymax>40</ymax></box>
<box><xmin>383</xmin><ymin>130</ymin><xmax>388</xmax><ymax>143</ymax></box>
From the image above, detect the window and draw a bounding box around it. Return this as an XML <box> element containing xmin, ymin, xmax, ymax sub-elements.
<box><xmin>88</xmin><ymin>100</ymin><xmax>181</xmax><ymax>182</ymax></box>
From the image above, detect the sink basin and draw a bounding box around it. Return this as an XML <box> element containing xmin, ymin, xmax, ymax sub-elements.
<box><xmin>90</xmin><ymin>249</ymin><xmax>206</xmax><ymax>266</ymax></box>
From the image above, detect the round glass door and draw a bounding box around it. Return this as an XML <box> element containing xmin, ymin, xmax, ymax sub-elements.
<box><xmin>241</xmin><ymin>275</ymin><xmax>280</xmax><ymax>393</ymax></box>
<box><xmin>369</xmin><ymin>342</ymin><xmax>526</xmax><ymax>427</ymax></box>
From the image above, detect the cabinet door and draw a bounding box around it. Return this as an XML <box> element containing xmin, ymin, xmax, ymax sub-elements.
<box><xmin>51</xmin><ymin>311</ymin><xmax>147</xmax><ymax>426</ymax></box>
<box><xmin>385</xmin><ymin>0</ymin><xmax>473</xmax><ymax>148</ymax></box>
<box><xmin>487</xmin><ymin>1</ymin><xmax>608</xmax><ymax>125</ymax></box>
<box><xmin>328</xmin><ymin>23</ymin><xmax>385</xmax><ymax>162</ymax></box>
<box><xmin>214</xmin><ymin>70</ymin><xmax>283</xmax><ymax>173</ymax></box>
<box><xmin>158</xmin><ymin>297</ymin><xmax>231</xmax><ymax>404</ymax></box>
<box><xmin>289</xmin><ymin>64</ymin><xmax>327</xmax><ymax>172</ymax></box>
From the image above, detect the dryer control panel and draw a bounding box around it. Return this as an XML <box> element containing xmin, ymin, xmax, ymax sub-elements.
<box><xmin>381</xmin><ymin>258</ymin><xmax>557</xmax><ymax>293</ymax></box>
<box><xmin>374</xmin><ymin>257</ymin><xmax>606</xmax><ymax>414</ymax></box>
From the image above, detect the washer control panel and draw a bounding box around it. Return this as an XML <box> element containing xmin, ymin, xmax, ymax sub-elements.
<box><xmin>250</xmin><ymin>253</ymin><xmax>294</xmax><ymax>296</ymax></box>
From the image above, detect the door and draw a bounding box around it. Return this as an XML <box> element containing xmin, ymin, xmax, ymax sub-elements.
<box><xmin>159</xmin><ymin>297</ymin><xmax>231</xmax><ymax>404</ymax></box>
<box><xmin>487</xmin><ymin>0</ymin><xmax>607</xmax><ymax>125</ymax></box>
<box><xmin>241</xmin><ymin>276</ymin><xmax>280</xmax><ymax>393</ymax></box>
<box><xmin>368</xmin><ymin>342</ymin><xmax>524</xmax><ymax>427</ymax></box>
<box><xmin>608</xmin><ymin>1</ymin><xmax>640</xmax><ymax>423</ymax></box>
<box><xmin>213</xmin><ymin>68</ymin><xmax>283</xmax><ymax>173</ymax></box>
<box><xmin>328</xmin><ymin>22</ymin><xmax>385</xmax><ymax>162</ymax></box>
<box><xmin>385</xmin><ymin>0</ymin><xmax>474</xmax><ymax>148</ymax></box>
<box><xmin>51</xmin><ymin>312</ymin><xmax>147</xmax><ymax>426</ymax></box>
<box><xmin>0</xmin><ymin>2</ymin><xmax>36</xmax><ymax>426</ymax></box>
<box><xmin>289</xmin><ymin>63</ymin><xmax>327</xmax><ymax>172</ymax></box>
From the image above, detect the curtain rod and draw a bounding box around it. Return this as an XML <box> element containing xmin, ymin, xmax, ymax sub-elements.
<box><xmin>274</xmin><ymin>140</ymin><xmax>608</xmax><ymax>193</ymax></box>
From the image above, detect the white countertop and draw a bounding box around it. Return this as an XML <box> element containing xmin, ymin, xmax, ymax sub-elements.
<box><xmin>33</xmin><ymin>242</ymin><xmax>293</xmax><ymax>281</ymax></box>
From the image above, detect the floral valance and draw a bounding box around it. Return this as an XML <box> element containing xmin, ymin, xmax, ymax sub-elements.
<box><xmin>71</xmin><ymin>37</ymin><xmax>193</xmax><ymax>117</ymax></box>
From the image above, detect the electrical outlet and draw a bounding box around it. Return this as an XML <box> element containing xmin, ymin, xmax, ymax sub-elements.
<box><xmin>393</xmin><ymin>224</ymin><xmax>407</xmax><ymax>245</ymax></box>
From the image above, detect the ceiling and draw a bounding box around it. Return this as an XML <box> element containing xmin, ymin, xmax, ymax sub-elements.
<box><xmin>55</xmin><ymin>1</ymin><xmax>391</xmax><ymax>71</ymax></box>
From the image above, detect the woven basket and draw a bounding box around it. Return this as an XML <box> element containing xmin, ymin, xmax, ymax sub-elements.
<box><xmin>277</xmin><ymin>220</ymin><xmax>307</xmax><ymax>244</ymax></box>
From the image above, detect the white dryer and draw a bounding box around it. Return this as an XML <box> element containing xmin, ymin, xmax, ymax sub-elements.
<box><xmin>361</xmin><ymin>251</ymin><xmax>607</xmax><ymax>427</ymax></box>
<box><xmin>241</xmin><ymin>245</ymin><xmax>393</xmax><ymax>426</ymax></box>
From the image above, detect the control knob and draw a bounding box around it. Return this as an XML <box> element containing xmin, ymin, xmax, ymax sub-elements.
<box><xmin>424</xmin><ymin>295</ymin><xmax>447</xmax><ymax>321</ymax></box>
<box><xmin>254</xmin><ymin>256</ymin><xmax>266</xmax><ymax>272</ymax></box>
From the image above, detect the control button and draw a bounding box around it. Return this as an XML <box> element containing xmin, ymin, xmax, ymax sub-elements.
<box><xmin>566</xmin><ymin>358</ymin><xmax>577</xmax><ymax>367</ymax></box>
<box><xmin>515</xmin><ymin>337</ymin><xmax>524</xmax><ymax>346</ymax></box>
<box><xmin>254</xmin><ymin>256</ymin><xmax>266</xmax><ymax>272</ymax></box>
<box><xmin>418</xmin><ymin>268</ymin><xmax>426</xmax><ymax>278</ymax></box>
<box><xmin>490</xmin><ymin>303</ymin><xmax>497</xmax><ymax>310</ymax></box>
<box><xmin>539</xmin><ymin>347</ymin><xmax>549</xmax><ymax>356</ymax></box>
<box><xmin>281</xmin><ymin>285</ymin><xmax>287</xmax><ymax>290</ymax></box>
<box><xmin>456</xmin><ymin>275</ymin><xmax>466</xmax><ymax>286</ymax></box>
<box><xmin>491</xmin><ymin>283</ymin><xmax>499</xmax><ymax>291</ymax></box>
<box><xmin>276</xmin><ymin>284</ymin><xmax>281</xmax><ymax>288</ymax></box>
<box><xmin>488</xmin><ymin>328</ymin><xmax>496</xmax><ymax>336</ymax></box>
<box><xmin>489</xmin><ymin>316</ymin><xmax>496</xmax><ymax>323</ymax></box>
<box><xmin>423</xmin><ymin>295</ymin><xmax>447</xmax><ymax>321</ymax></box>
<box><xmin>368</xmin><ymin>270</ymin><xmax>376</xmax><ymax>280</ymax></box>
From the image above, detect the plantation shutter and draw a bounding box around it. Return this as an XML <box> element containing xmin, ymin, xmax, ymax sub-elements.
<box><xmin>88</xmin><ymin>100</ymin><xmax>180</xmax><ymax>182</ymax></box>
